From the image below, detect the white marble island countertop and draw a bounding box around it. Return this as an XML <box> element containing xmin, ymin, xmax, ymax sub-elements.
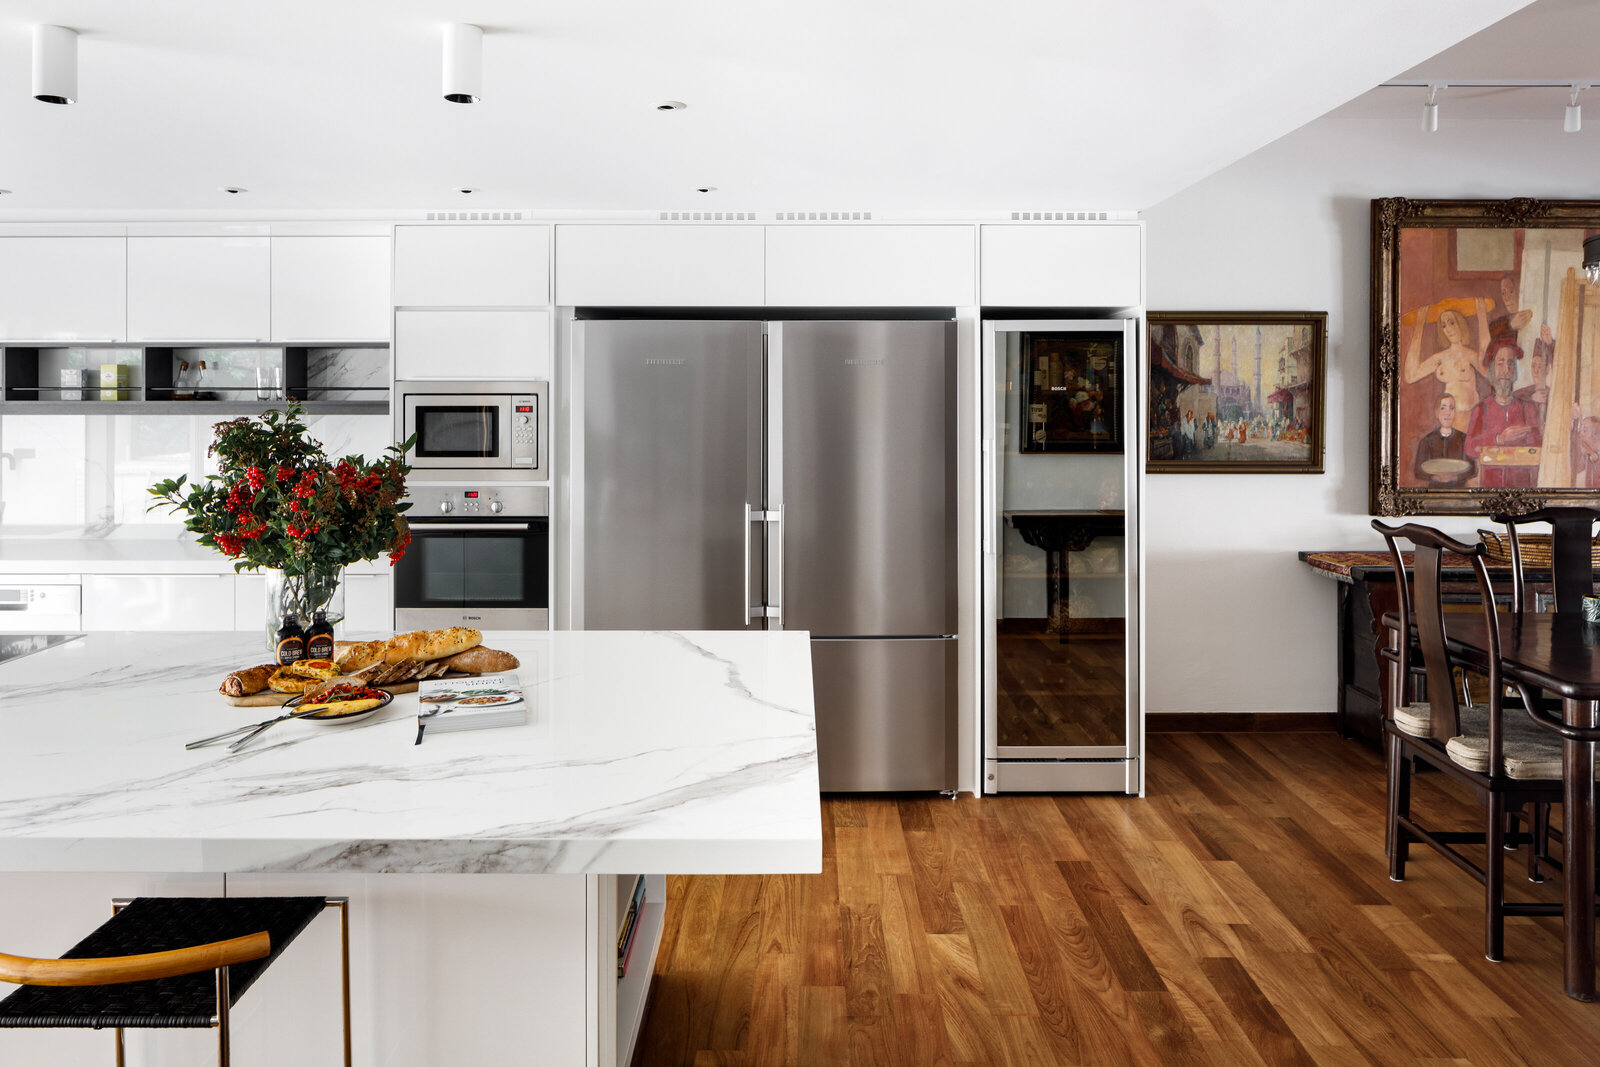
<box><xmin>0</xmin><ymin>630</ymin><xmax>820</xmax><ymax>876</ymax></box>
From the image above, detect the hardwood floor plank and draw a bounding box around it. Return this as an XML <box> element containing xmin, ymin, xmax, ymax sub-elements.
<box><xmin>638</xmin><ymin>735</ymin><xmax>1600</xmax><ymax>1067</ymax></box>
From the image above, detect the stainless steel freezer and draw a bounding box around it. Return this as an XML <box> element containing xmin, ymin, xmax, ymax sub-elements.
<box><xmin>573</xmin><ymin>317</ymin><xmax>957</xmax><ymax>791</ymax></box>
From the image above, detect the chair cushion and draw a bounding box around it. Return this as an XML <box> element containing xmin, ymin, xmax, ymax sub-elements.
<box><xmin>0</xmin><ymin>896</ymin><xmax>326</xmax><ymax>1029</ymax></box>
<box><xmin>1393</xmin><ymin>701</ymin><xmax>1438</xmax><ymax>737</ymax></box>
<box><xmin>1445</xmin><ymin>709</ymin><xmax>1569</xmax><ymax>779</ymax></box>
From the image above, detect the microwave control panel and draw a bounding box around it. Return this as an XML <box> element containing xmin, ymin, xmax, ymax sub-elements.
<box><xmin>512</xmin><ymin>394</ymin><xmax>538</xmax><ymax>468</ymax></box>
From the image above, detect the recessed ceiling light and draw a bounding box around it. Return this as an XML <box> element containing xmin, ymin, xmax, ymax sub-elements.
<box><xmin>219</xmin><ymin>186</ymin><xmax>247</xmax><ymax>195</ymax></box>
<box><xmin>696</xmin><ymin>186</ymin><xmax>717</xmax><ymax>193</ymax></box>
<box><xmin>0</xmin><ymin>190</ymin><xmax>11</xmax><ymax>196</ymax></box>
<box><xmin>457</xmin><ymin>188</ymin><xmax>476</xmax><ymax>194</ymax></box>
<box><xmin>656</xmin><ymin>100</ymin><xmax>687</xmax><ymax>111</ymax></box>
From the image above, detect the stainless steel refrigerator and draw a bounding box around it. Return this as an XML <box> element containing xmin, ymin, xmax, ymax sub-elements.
<box><xmin>571</xmin><ymin>318</ymin><xmax>956</xmax><ymax>791</ymax></box>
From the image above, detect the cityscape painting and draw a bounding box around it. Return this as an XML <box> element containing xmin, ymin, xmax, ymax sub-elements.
<box><xmin>1146</xmin><ymin>311</ymin><xmax>1327</xmax><ymax>474</ymax></box>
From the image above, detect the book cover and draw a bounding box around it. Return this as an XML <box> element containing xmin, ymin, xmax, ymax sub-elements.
<box><xmin>416</xmin><ymin>673</ymin><xmax>528</xmax><ymax>735</ymax></box>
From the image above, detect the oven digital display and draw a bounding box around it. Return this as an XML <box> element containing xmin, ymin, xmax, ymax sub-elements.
<box><xmin>415</xmin><ymin>406</ymin><xmax>499</xmax><ymax>458</ymax></box>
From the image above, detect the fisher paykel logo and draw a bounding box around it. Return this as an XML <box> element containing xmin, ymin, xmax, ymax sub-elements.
<box><xmin>845</xmin><ymin>359</ymin><xmax>885</xmax><ymax>366</ymax></box>
<box><xmin>644</xmin><ymin>358</ymin><xmax>686</xmax><ymax>365</ymax></box>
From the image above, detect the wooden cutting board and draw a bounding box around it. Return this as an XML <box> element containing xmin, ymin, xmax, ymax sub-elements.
<box><xmin>221</xmin><ymin>676</ymin><xmax>443</xmax><ymax>707</ymax></box>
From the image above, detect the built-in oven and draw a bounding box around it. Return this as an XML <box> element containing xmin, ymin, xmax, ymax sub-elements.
<box><xmin>398</xmin><ymin>380</ymin><xmax>548</xmax><ymax>479</ymax></box>
<box><xmin>394</xmin><ymin>484</ymin><xmax>549</xmax><ymax>630</ymax></box>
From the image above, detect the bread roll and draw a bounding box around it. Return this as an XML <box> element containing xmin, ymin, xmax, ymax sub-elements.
<box><xmin>220</xmin><ymin>664</ymin><xmax>276</xmax><ymax>698</ymax></box>
<box><xmin>438</xmin><ymin>647</ymin><xmax>519</xmax><ymax>675</ymax></box>
<box><xmin>268</xmin><ymin>667</ymin><xmax>324</xmax><ymax>694</ymax></box>
<box><xmin>384</xmin><ymin>627</ymin><xmax>482</xmax><ymax>663</ymax></box>
<box><xmin>336</xmin><ymin>640</ymin><xmax>388</xmax><ymax>674</ymax></box>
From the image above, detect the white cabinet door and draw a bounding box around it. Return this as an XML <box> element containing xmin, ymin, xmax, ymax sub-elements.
<box><xmin>234</xmin><ymin>573</ymin><xmax>265</xmax><ymax>632</ymax></box>
<box><xmin>342</xmin><ymin>571</ymin><xmax>394</xmax><ymax>633</ymax></box>
<box><xmin>764</xmin><ymin>225</ymin><xmax>975</xmax><ymax>306</ymax></box>
<box><xmin>393</xmin><ymin>225</ymin><xmax>550</xmax><ymax>307</ymax></box>
<box><xmin>979</xmin><ymin>224</ymin><xmax>1143</xmax><ymax>308</ymax></box>
<box><xmin>127</xmin><ymin>236</ymin><xmax>271</xmax><ymax>341</ymax></box>
<box><xmin>0</xmin><ymin>237</ymin><xmax>126</xmax><ymax>341</ymax></box>
<box><xmin>83</xmin><ymin>573</ymin><xmax>235</xmax><ymax>631</ymax></box>
<box><xmin>554</xmin><ymin>225</ymin><xmax>765</xmax><ymax>306</ymax></box>
<box><xmin>394</xmin><ymin>309</ymin><xmax>550</xmax><ymax>380</ymax></box>
<box><xmin>271</xmin><ymin>236</ymin><xmax>391</xmax><ymax>341</ymax></box>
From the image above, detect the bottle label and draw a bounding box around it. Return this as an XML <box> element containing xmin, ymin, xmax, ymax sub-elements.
<box><xmin>276</xmin><ymin>635</ymin><xmax>306</xmax><ymax>666</ymax></box>
<box><xmin>308</xmin><ymin>634</ymin><xmax>334</xmax><ymax>660</ymax></box>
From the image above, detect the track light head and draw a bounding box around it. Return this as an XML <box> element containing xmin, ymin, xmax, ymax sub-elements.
<box><xmin>442</xmin><ymin>23</ymin><xmax>483</xmax><ymax>104</ymax></box>
<box><xmin>1421</xmin><ymin>84</ymin><xmax>1441</xmax><ymax>133</ymax></box>
<box><xmin>1567</xmin><ymin>85</ymin><xmax>1586</xmax><ymax>133</ymax></box>
<box><xmin>32</xmin><ymin>25</ymin><xmax>77</xmax><ymax>105</ymax></box>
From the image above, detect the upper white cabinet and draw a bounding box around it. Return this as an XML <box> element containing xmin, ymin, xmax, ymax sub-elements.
<box><xmin>765</xmin><ymin>226</ymin><xmax>975</xmax><ymax>306</ymax></box>
<box><xmin>393</xmin><ymin>226</ymin><xmax>549</xmax><ymax>307</ymax></box>
<box><xmin>83</xmin><ymin>573</ymin><xmax>235</xmax><ymax>632</ymax></box>
<box><xmin>271</xmin><ymin>236</ymin><xmax>391</xmax><ymax>341</ymax></box>
<box><xmin>0</xmin><ymin>237</ymin><xmax>126</xmax><ymax>342</ymax></box>
<box><xmin>127</xmin><ymin>236</ymin><xmax>271</xmax><ymax>341</ymax></box>
<box><xmin>979</xmin><ymin>224</ymin><xmax>1143</xmax><ymax>308</ymax></box>
<box><xmin>555</xmin><ymin>225</ymin><xmax>765</xmax><ymax>306</ymax></box>
<box><xmin>395</xmin><ymin>309</ymin><xmax>550</xmax><ymax>380</ymax></box>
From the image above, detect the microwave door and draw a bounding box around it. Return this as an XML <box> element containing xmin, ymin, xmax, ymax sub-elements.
<box><xmin>405</xmin><ymin>397</ymin><xmax>512</xmax><ymax>470</ymax></box>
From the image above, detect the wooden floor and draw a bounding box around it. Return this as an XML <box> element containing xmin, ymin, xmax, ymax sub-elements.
<box><xmin>633</xmin><ymin>732</ymin><xmax>1600</xmax><ymax>1066</ymax></box>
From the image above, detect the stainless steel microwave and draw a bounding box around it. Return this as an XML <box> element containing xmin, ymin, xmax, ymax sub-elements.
<box><xmin>398</xmin><ymin>380</ymin><xmax>548</xmax><ymax>476</ymax></box>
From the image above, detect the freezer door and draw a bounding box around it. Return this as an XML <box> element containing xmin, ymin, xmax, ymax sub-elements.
<box><xmin>811</xmin><ymin>637</ymin><xmax>956</xmax><ymax>792</ymax></box>
<box><xmin>578</xmin><ymin>320</ymin><xmax>763</xmax><ymax>630</ymax></box>
<box><xmin>777</xmin><ymin>320</ymin><xmax>955</xmax><ymax>636</ymax></box>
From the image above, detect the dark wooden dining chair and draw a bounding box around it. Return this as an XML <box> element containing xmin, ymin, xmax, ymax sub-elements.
<box><xmin>1492</xmin><ymin>505</ymin><xmax>1600</xmax><ymax>615</ymax></box>
<box><xmin>1372</xmin><ymin>520</ymin><xmax>1565</xmax><ymax>961</ymax></box>
<box><xmin>0</xmin><ymin>895</ymin><xmax>349</xmax><ymax>1066</ymax></box>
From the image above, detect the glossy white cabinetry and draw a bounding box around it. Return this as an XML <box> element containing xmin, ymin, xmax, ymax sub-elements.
<box><xmin>82</xmin><ymin>573</ymin><xmax>235</xmax><ymax>631</ymax></box>
<box><xmin>765</xmin><ymin>225</ymin><xmax>976</xmax><ymax>306</ymax></box>
<box><xmin>394</xmin><ymin>309</ymin><xmax>550</xmax><ymax>380</ymax></box>
<box><xmin>979</xmin><ymin>224</ymin><xmax>1143</xmax><ymax>308</ymax></box>
<box><xmin>393</xmin><ymin>225</ymin><xmax>550</xmax><ymax>307</ymax></box>
<box><xmin>0</xmin><ymin>238</ymin><xmax>127</xmax><ymax>342</ymax></box>
<box><xmin>271</xmin><ymin>236</ymin><xmax>391</xmax><ymax>342</ymax></box>
<box><xmin>341</xmin><ymin>571</ymin><xmax>394</xmax><ymax>631</ymax></box>
<box><xmin>128</xmin><ymin>236</ymin><xmax>272</xmax><ymax>341</ymax></box>
<box><xmin>554</xmin><ymin>225</ymin><xmax>765</xmax><ymax>306</ymax></box>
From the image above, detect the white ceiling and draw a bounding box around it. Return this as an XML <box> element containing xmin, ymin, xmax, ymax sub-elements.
<box><xmin>0</xmin><ymin>0</ymin><xmax>1543</xmax><ymax>217</ymax></box>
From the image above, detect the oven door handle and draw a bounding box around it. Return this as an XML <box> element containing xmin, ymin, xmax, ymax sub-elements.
<box><xmin>409</xmin><ymin>522</ymin><xmax>536</xmax><ymax>532</ymax></box>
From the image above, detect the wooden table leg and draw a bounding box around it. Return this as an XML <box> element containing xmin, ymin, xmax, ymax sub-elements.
<box><xmin>1562</xmin><ymin>696</ymin><xmax>1598</xmax><ymax>1001</ymax></box>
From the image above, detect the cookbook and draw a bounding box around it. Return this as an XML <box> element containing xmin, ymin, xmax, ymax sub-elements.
<box><xmin>415</xmin><ymin>673</ymin><xmax>528</xmax><ymax>735</ymax></box>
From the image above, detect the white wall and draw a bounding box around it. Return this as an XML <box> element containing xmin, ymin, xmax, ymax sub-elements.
<box><xmin>1141</xmin><ymin>107</ymin><xmax>1599</xmax><ymax>714</ymax></box>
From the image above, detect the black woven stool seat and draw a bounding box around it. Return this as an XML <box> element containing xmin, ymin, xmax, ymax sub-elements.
<box><xmin>0</xmin><ymin>896</ymin><xmax>326</xmax><ymax>1029</ymax></box>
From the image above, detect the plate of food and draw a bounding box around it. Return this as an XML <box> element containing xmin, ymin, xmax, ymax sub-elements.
<box><xmin>286</xmin><ymin>683</ymin><xmax>394</xmax><ymax>724</ymax></box>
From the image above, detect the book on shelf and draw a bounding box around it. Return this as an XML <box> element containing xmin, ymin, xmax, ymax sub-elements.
<box><xmin>617</xmin><ymin>874</ymin><xmax>647</xmax><ymax>979</ymax></box>
<box><xmin>415</xmin><ymin>673</ymin><xmax>528</xmax><ymax>739</ymax></box>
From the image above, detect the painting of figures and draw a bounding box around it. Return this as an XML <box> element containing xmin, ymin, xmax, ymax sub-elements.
<box><xmin>1146</xmin><ymin>311</ymin><xmax>1326</xmax><ymax>473</ymax></box>
<box><xmin>1370</xmin><ymin>198</ymin><xmax>1600</xmax><ymax>515</ymax></box>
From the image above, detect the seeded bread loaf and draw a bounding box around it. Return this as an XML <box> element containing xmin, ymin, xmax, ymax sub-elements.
<box><xmin>382</xmin><ymin>627</ymin><xmax>482</xmax><ymax>664</ymax></box>
<box><xmin>335</xmin><ymin>639</ymin><xmax>389</xmax><ymax>674</ymax></box>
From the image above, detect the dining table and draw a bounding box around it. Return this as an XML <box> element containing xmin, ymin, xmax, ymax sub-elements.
<box><xmin>1444</xmin><ymin>609</ymin><xmax>1600</xmax><ymax>1001</ymax></box>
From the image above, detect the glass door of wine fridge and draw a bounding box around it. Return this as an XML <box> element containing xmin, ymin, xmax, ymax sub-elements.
<box><xmin>981</xmin><ymin>318</ymin><xmax>1143</xmax><ymax>794</ymax></box>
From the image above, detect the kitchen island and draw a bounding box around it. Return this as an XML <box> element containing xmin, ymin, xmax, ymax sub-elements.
<box><xmin>0</xmin><ymin>629</ymin><xmax>820</xmax><ymax>1066</ymax></box>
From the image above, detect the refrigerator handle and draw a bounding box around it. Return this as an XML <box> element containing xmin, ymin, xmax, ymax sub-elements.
<box><xmin>773</xmin><ymin>503</ymin><xmax>784</xmax><ymax>628</ymax></box>
<box><xmin>744</xmin><ymin>503</ymin><xmax>754</xmax><ymax>622</ymax></box>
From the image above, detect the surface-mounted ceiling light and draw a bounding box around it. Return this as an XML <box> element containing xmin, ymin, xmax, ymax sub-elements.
<box><xmin>1421</xmin><ymin>85</ymin><xmax>1441</xmax><ymax>132</ymax></box>
<box><xmin>32</xmin><ymin>25</ymin><xmax>77</xmax><ymax>105</ymax></box>
<box><xmin>1566</xmin><ymin>85</ymin><xmax>1585</xmax><ymax>133</ymax></box>
<box><xmin>443</xmin><ymin>24</ymin><xmax>483</xmax><ymax>104</ymax></box>
<box><xmin>1585</xmin><ymin>233</ymin><xmax>1600</xmax><ymax>284</ymax></box>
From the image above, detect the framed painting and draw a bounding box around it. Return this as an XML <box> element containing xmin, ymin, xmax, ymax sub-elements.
<box><xmin>1370</xmin><ymin>197</ymin><xmax>1600</xmax><ymax>515</ymax></box>
<box><xmin>1146</xmin><ymin>311</ymin><xmax>1326</xmax><ymax>473</ymax></box>
<box><xmin>1017</xmin><ymin>331</ymin><xmax>1123</xmax><ymax>453</ymax></box>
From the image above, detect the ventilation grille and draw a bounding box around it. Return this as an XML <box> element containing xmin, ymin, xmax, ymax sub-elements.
<box><xmin>774</xmin><ymin>211</ymin><xmax>873</xmax><ymax>221</ymax></box>
<box><xmin>425</xmin><ymin>210</ymin><xmax>526</xmax><ymax>221</ymax></box>
<box><xmin>1010</xmin><ymin>210</ymin><xmax>1109</xmax><ymax>221</ymax></box>
<box><xmin>657</xmin><ymin>211</ymin><xmax>758</xmax><ymax>221</ymax></box>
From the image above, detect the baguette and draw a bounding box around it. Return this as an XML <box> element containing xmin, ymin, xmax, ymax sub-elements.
<box><xmin>383</xmin><ymin>627</ymin><xmax>481</xmax><ymax>664</ymax></box>
<box><xmin>336</xmin><ymin>639</ymin><xmax>389</xmax><ymax>674</ymax></box>
<box><xmin>438</xmin><ymin>647</ymin><xmax>519</xmax><ymax>675</ymax></box>
<box><xmin>220</xmin><ymin>664</ymin><xmax>277</xmax><ymax>698</ymax></box>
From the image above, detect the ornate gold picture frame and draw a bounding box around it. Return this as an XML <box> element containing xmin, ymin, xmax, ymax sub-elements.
<box><xmin>1370</xmin><ymin>197</ymin><xmax>1600</xmax><ymax>515</ymax></box>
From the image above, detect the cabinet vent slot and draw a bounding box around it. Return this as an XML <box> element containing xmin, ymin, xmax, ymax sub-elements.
<box><xmin>773</xmin><ymin>211</ymin><xmax>873</xmax><ymax>221</ymax></box>
<box><xmin>656</xmin><ymin>211</ymin><xmax>757</xmax><ymax>221</ymax></box>
<box><xmin>424</xmin><ymin>210</ymin><xmax>526</xmax><ymax>221</ymax></box>
<box><xmin>1009</xmin><ymin>210</ymin><xmax>1109</xmax><ymax>221</ymax></box>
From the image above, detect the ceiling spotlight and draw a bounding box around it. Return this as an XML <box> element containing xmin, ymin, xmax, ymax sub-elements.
<box><xmin>219</xmin><ymin>187</ymin><xmax>246</xmax><ymax>195</ymax></box>
<box><xmin>0</xmin><ymin>190</ymin><xmax>11</xmax><ymax>196</ymax></box>
<box><xmin>443</xmin><ymin>23</ymin><xmax>483</xmax><ymax>104</ymax></box>
<box><xmin>696</xmin><ymin>186</ymin><xmax>717</xmax><ymax>193</ymax></box>
<box><xmin>656</xmin><ymin>101</ymin><xmax>687</xmax><ymax>112</ymax></box>
<box><xmin>32</xmin><ymin>25</ymin><xmax>77</xmax><ymax>105</ymax></box>
<box><xmin>1421</xmin><ymin>84</ymin><xmax>1441</xmax><ymax>133</ymax></box>
<box><xmin>457</xmin><ymin>188</ymin><xmax>476</xmax><ymax>194</ymax></box>
<box><xmin>1566</xmin><ymin>85</ymin><xmax>1586</xmax><ymax>133</ymax></box>
<box><xmin>1585</xmin><ymin>233</ymin><xmax>1600</xmax><ymax>284</ymax></box>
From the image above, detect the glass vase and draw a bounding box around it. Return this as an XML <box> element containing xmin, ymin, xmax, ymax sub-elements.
<box><xmin>263</xmin><ymin>567</ymin><xmax>345</xmax><ymax>653</ymax></box>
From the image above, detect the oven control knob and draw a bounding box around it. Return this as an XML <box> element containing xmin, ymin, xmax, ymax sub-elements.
<box><xmin>439</xmin><ymin>500</ymin><xmax>454</xmax><ymax>514</ymax></box>
<box><xmin>489</xmin><ymin>500</ymin><xmax>504</xmax><ymax>514</ymax></box>
<box><xmin>518</xmin><ymin>415</ymin><xmax>530</xmax><ymax>425</ymax></box>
